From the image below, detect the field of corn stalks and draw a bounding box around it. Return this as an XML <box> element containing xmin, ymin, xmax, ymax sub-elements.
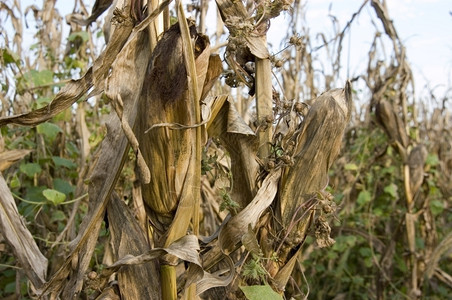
<box><xmin>0</xmin><ymin>0</ymin><xmax>451</xmax><ymax>299</ymax></box>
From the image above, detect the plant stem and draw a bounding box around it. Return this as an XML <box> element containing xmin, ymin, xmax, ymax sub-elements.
<box><xmin>161</xmin><ymin>264</ymin><xmax>177</xmax><ymax>300</ymax></box>
<box><xmin>255</xmin><ymin>51</ymin><xmax>273</xmax><ymax>159</ymax></box>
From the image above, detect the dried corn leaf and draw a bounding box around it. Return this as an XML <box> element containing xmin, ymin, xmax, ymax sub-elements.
<box><xmin>100</xmin><ymin>233</ymin><xmax>234</xmax><ymax>297</ymax></box>
<box><xmin>41</xmin><ymin>23</ymin><xmax>152</xmax><ymax>299</ymax></box>
<box><xmin>0</xmin><ymin>4</ymin><xmax>140</xmax><ymax>129</ymax></box>
<box><xmin>219</xmin><ymin>170</ymin><xmax>281</xmax><ymax>255</ymax></box>
<box><xmin>0</xmin><ymin>173</ymin><xmax>47</xmax><ymax>290</ymax></box>
<box><xmin>136</xmin><ymin>21</ymin><xmax>211</xmax><ymax>246</ymax></box>
<box><xmin>194</xmin><ymin>254</ymin><xmax>235</xmax><ymax>295</ymax></box>
<box><xmin>106</xmin><ymin>193</ymin><xmax>160</xmax><ymax>299</ymax></box>
<box><xmin>278</xmin><ymin>82</ymin><xmax>352</xmax><ymax>230</ymax></box>
<box><xmin>215</xmin><ymin>0</ymin><xmax>269</xmax><ymax>59</ymax></box>
<box><xmin>103</xmin><ymin>235</ymin><xmax>202</xmax><ymax>276</ymax></box>
<box><xmin>207</xmin><ymin>96</ymin><xmax>258</xmax><ymax>207</ymax></box>
<box><xmin>0</xmin><ymin>69</ymin><xmax>93</xmax><ymax>127</ymax></box>
<box><xmin>426</xmin><ymin>231</ymin><xmax>452</xmax><ymax>279</ymax></box>
<box><xmin>375</xmin><ymin>99</ymin><xmax>408</xmax><ymax>148</ymax></box>
<box><xmin>0</xmin><ymin>149</ymin><xmax>32</xmax><ymax>171</ymax></box>
<box><xmin>408</xmin><ymin>144</ymin><xmax>427</xmax><ymax>196</ymax></box>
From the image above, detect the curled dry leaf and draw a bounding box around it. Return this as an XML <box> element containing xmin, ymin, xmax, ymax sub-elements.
<box><xmin>408</xmin><ymin>144</ymin><xmax>428</xmax><ymax>197</ymax></box>
<box><xmin>41</xmin><ymin>17</ymin><xmax>152</xmax><ymax>299</ymax></box>
<box><xmin>103</xmin><ymin>193</ymin><xmax>160</xmax><ymax>299</ymax></box>
<box><xmin>219</xmin><ymin>169</ymin><xmax>282</xmax><ymax>255</ymax></box>
<box><xmin>270</xmin><ymin>81</ymin><xmax>352</xmax><ymax>278</ymax></box>
<box><xmin>0</xmin><ymin>69</ymin><xmax>93</xmax><ymax>127</ymax></box>
<box><xmin>0</xmin><ymin>149</ymin><xmax>32</xmax><ymax>171</ymax></box>
<box><xmin>0</xmin><ymin>174</ymin><xmax>48</xmax><ymax>291</ymax></box>
<box><xmin>100</xmin><ymin>234</ymin><xmax>234</xmax><ymax>296</ymax></box>
<box><xmin>207</xmin><ymin>96</ymin><xmax>259</xmax><ymax>208</ymax></box>
<box><xmin>375</xmin><ymin>98</ymin><xmax>409</xmax><ymax>149</ymax></box>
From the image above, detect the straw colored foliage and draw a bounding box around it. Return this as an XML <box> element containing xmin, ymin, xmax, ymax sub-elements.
<box><xmin>0</xmin><ymin>0</ymin><xmax>451</xmax><ymax>299</ymax></box>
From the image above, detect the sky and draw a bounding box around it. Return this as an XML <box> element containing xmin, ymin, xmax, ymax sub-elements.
<box><xmin>264</xmin><ymin>0</ymin><xmax>452</xmax><ymax>99</ymax></box>
<box><xmin>6</xmin><ymin>0</ymin><xmax>452</xmax><ymax>101</ymax></box>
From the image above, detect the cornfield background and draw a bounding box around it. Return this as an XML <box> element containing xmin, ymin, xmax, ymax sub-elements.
<box><xmin>0</xmin><ymin>0</ymin><xmax>451</xmax><ymax>299</ymax></box>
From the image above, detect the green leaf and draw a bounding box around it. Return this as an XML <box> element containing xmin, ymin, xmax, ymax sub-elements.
<box><xmin>35</xmin><ymin>97</ymin><xmax>52</xmax><ymax>109</ymax></box>
<box><xmin>53</xmin><ymin>178</ymin><xmax>75</xmax><ymax>195</ymax></box>
<box><xmin>344</xmin><ymin>163</ymin><xmax>358</xmax><ymax>171</ymax></box>
<box><xmin>430</xmin><ymin>200</ymin><xmax>444</xmax><ymax>216</ymax></box>
<box><xmin>381</xmin><ymin>165</ymin><xmax>396</xmax><ymax>175</ymax></box>
<box><xmin>24</xmin><ymin>186</ymin><xmax>47</xmax><ymax>203</ymax></box>
<box><xmin>50</xmin><ymin>210</ymin><xmax>66</xmax><ymax>223</ymax></box>
<box><xmin>4</xmin><ymin>281</ymin><xmax>16</xmax><ymax>294</ymax></box>
<box><xmin>384</xmin><ymin>183</ymin><xmax>398</xmax><ymax>198</ymax></box>
<box><xmin>2</xmin><ymin>47</ymin><xmax>20</xmax><ymax>65</ymax></box>
<box><xmin>359</xmin><ymin>247</ymin><xmax>372</xmax><ymax>257</ymax></box>
<box><xmin>68</xmin><ymin>31</ymin><xmax>89</xmax><ymax>42</ymax></box>
<box><xmin>10</xmin><ymin>174</ymin><xmax>20</xmax><ymax>189</ymax></box>
<box><xmin>20</xmin><ymin>163</ymin><xmax>42</xmax><ymax>178</ymax></box>
<box><xmin>52</xmin><ymin>156</ymin><xmax>77</xmax><ymax>169</ymax></box>
<box><xmin>23</xmin><ymin>69</ymin><xmax>54</xmax><ymax>87</ymax></box>
<box><xmin>43</xmin><ymin>189</ymin><xmax>66</xmax><ymax>205</ymax></box>
<box><xmin>37</xmin><ymin>122</ymin><xmax>62</xmax><ymax>141</ymax></box>
<box><xmin>240</xmin><ymin>285</ymin><xmax>283</xmax><ymax>300</ymax></box>
<box><xmin>357</xmin><ymin>190</ymin><xmax>371</xmax><ymax>206</ymax></box>
<box><xmin>426</xmin><ymin>154</ymin><xmax>439</xmax><ymax>167</ymax></box>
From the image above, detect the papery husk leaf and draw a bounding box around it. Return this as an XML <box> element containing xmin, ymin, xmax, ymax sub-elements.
<box><xmin>274</xmin><ymin>82</ymin><xmax>351</xmax><ymax>273</ymax></box>
<box><xmin>426</xmin><ymin>231</ymin><xmax>452</xmax><ymax>279</ymax></box>
<box><xmin>408</xmin><ymin>144</ymin><xmax>427</xmax><ymax>196</ymax></box>
<box><xmin>375</xmin><ymin>98</ymin><xmax>408</xmax><ymax>148</ymax></box>
<box><xmin>137</xmin><ymin>21</ymin><xmax>211</xmax><ymax>246</ymax></box>
<box><xmin>272</xmin><ymin>247</ymin><xmax>302</xmax><ymax>293</ymax></box>
<box><xmin>0</xmin><ymin>69</ymin><xmax>93</xmax><ymax>127</ymax></box>
<box><xmin>255</xmin><ymin>55</ymin><xmax>273</xmax><ymax>158</ymax></box>
<box><xmin>200</xmin><ymin>55</ymin><xmax>223</xmax><ymax>102</ymax></box>
<box><xmin>219</xmin><ymin>170</ymin><xmax>281</xmax><ymax>255</ymax></box>
<box><xmin>215</xmin><ymin>0</ymin><xmax>269</xmax><ymax>59</ymax></box>
<box><xmin>106</xmin><ymin>193</ymin><xmax>160</xmax><ymax>299</ymax></box>
<box><xmin>242</xmin><ymin>224</ymin><xmax>264</xmax><ymax>257</ymax></box>
<box><xmin>0</xmin><ymin>173</ymin><xmax>48</xmax><ymax>290</ymax></box>
<box><xmin>41</xmin><ymin>24</ymin><xmax>151</xmax><ymax>299</ymax></box>
<box><xmin>0</xmin><ymin>149</ymin><xmax>32</xmax><ymax>171</ymax></box>
<box><xmin>278</xmin><ymin>82</ymin><xmax>352</xmax><ymax>229</ymax></box>
<box><xmin>207</xmin><ymin>96</ymin><xmax>258</xmax><ymax>207</ymax></box>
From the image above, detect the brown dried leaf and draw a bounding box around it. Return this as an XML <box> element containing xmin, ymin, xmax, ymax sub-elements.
<box><xmin>215</xmin><ymin>0</ymin><xmax>269</xmax><ymax>59</ymax></box>
<box><xmin>0</xmin><ymin>173</ymin><xmax>47</xmax><ymax>290</ymax></box>
<box><xmin>0</xmin><ymin>149</ymin><xmax>32</xmax><ymax>171</ymax></box>
<box><xmin>241</xmin><ymin>224</ymin><xmax>264</xmax><ymax>257</ymax></box>
<box><xmin>106</xmin><ymin>193</ymin><xmax>160</xmax><ymax>299</ymax></box>
<box><xmin>408</xmin><ymin>144</ymin><xmax>427</xmax><ymax>196</ymax></box>
<box><xmin>0</xmin><ymin>69</ymin><xmax>93</xmax><ymax>127</ymax></box>
<box><xmin>219</xmin><ymin>170</ymin><xmax>281</xmax><ymax>255</ymax></box>
<box><xmin>136</xmin><ymin>20</ymin><xmax>211</xmax><ymax>246</ymax></box>
<box><xmin>41</xmin><ymin>25</ymin><xmax>152</xmax><ymax>299</ymax></box>
<box><xmin>426</xmin><ymin>231</ymin><xmax>452</xmax><ymax>279</ymax></box>
<box><xmin>278</xmin><ymin>82</ymin><xmax>352</xmax><ymax>229</ymax></box>
<box><xmin>207</xmin><ymin>96</ymin><xmax>258</xmax><ymax>207</ymax></box>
